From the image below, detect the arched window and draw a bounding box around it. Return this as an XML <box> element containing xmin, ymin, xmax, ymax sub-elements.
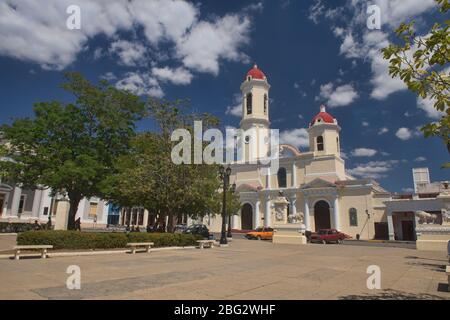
<box><xmin>277</xmin><ymin>167</ymin><xmax>287</xmax><ymax>188</ymax></box>
<box><xmin>336</xmin><ymin>137</ymin><xmax>340</xmax><ymax>153</ymax></box>
<box><xmin>317</xmin><ymin>136</ymin><xmax>324</xmax><ymax>151</ymax></box>
<box><xmin>246</xmin><ymin>93</ymin><xmax>253</xmax><ymax>115</ymax></box>
<box><xmin>264</xmin><ymin>94</ymin><xmax>268</xmax><ymax>115</ymax></box>
<box><xmin>349</xmin><ymin>208</ymin><xmax>358</xmax><ymax>226</ymax></box>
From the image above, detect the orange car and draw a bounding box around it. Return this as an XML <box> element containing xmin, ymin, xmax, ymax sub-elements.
<box><xmin>245</xmin><ymin>227</ymin><xmax>274</xmax><ymax>240</ymax></box>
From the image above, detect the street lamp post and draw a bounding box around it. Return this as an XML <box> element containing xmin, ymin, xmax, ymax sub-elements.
<box><xmin>219</xmin><ymin>166</ymin><xmax>233</xmax><ymax>245</ymax></box>
<box><xmin>227</xmin><ymin>183</ymin><xmax>237</xmax><ymax>239</ymax></box>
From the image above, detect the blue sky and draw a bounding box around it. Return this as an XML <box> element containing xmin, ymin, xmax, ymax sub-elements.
<box><xmin>0</xmin><ymin>0</ymin><xmax>449</xmax><ymax>192</ymax></box>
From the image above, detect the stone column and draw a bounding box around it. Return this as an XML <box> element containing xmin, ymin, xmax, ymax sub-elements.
<box><xmin>254</xmin><ymin>199</ymin><xmax>261</xmax><ymax>229</ymax></box>
<box><xmin>143</xmin><ymin>209</ymin><xmax>149</xmax><ymax>227</ymax></box>
<box><xmin>266</xmin><ymin>169</ymin><xmax>271</xmax><ymax>189</ymax></box>
<box><xmin>10</xmin><ymin>186</ymin><xmax>22</xmax><ymax>217</ymax></box>
<box><xmin>333</xmin><ymin>196</ymin><xmax>341</xmax><ymax>231</ymax></box>
<box><xmin>304</xmin><ymin>197</ymin><xmax>311</xmax><ymax>231</ymax></box>
<box><xmin>291</xmin><ymin>161</ymin><xmax>297</xmax><ymax>187</ymax></box>
<box><xmin>264</xmin><ymin>194</ymin><xmax>271</xmax><ymax>227</ymax></box>
<box><xmin>31</xmin><ymin>189</ymin><xmax>43</xmax><ymax>217</ymax></box>
<box><xmin>232</xmin><ymin>214</ymin><xmax>239</xmax><ymax>229</ymax></box>
<box><xmin>387</xmin><ymin>210</ymin><xmax>395</xmax><ymax>240</ymax></box>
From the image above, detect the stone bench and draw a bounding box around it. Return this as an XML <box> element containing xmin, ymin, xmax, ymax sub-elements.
<box><xmin>13</xmin><ymin>245</ymin><xmax>53</xmax><ymax>260</ymax></box>
<box><xmin>446</xmin><ymin>266</ymin><xmax>450</xmax><ymax>292</ymax></box>
<box><xmin>197</xmin><ymin>240</ymin><xmax>215</xmax><ymax>249</ymax></box>
<box><xmin>126</xmin><ymin>242</ymin><xmax>154</xmax><ymax>254</ymax></box>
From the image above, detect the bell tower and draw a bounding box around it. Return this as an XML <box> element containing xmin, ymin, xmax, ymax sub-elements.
<box><xmin>240</xmin><ymin>64</ymin><xmax>271</xmax><ymax>161</ymax></box>
<box><xmin>308</xmin><ymin>105</ymin><xmax>341</xmax><ymax>157</ymax></box>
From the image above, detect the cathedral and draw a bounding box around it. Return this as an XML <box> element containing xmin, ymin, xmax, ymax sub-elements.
<box><xmin>206</xmin><ymin>64</ymin><xmax>393</xmax><ymax>240</ymax></box>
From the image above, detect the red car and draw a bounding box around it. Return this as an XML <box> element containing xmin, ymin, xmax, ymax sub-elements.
<box><xmin>310</xmin><ymin>229</ymin><xmax>351</xmax><ymax>244</ymax></box>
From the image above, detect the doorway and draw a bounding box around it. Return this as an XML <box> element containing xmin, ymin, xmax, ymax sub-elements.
<box><xmin>401</xmin><ymin>220</ymin><xmax>415</xmax><ymax>241</ymax></box>
<box><xmin>241</xmin><ymin>203</ymin><xmax>253</xmax><ymax>230</ymax></box>
<box><xmin>314</xmin><ymin>200</ymin><xmax>331</xmax><ymax>231</ymax></box>
<box><xmin>0</xmin><ymin>194</ymin><xmax>4</xmax><ymax>217</ymax></box>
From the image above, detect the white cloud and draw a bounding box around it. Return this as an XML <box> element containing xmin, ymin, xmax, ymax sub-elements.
<box><xmin>280</xmin><ymin>129</ymin><xmax>310</xmax><ymax>149</ymax></box>
<box><xmin>395</xmin><ymin>127</ymin><xmax>412</xmax><ymax>140</ymax></box>
<box><xmin>115</xmin><ymin>72</ymin><xmax>163</xmax><ymax>98</ymax></box>
<box><xmin>0</xmin><ymin>0</ymin><xmax>252</xmax><ymax>75</ymax></box>
<box><xmin>378</xmin><ymin>127</ymin><xmax>389</xmax><ymax>135</ymax></box>
<box><xmin>309</xmin><ymin>0</ymin><xmax>436</xmax><ymax>101</ymax></box>
<box><xmin>347</xmin><ymin>160</ymin><xmax>399</xmax><ymax>179</ymax></box>
<box><xmin>414</xmin><ymin>156</ymin><xmax>427</xmax><ymax>162</ymax></box>
<box><xmin>417</xmin><ymin>96</ymin><xmax>446</xmax><ymax>119</ymax></box>
<box><xmin>226</xmin><ymin>93</ymin><xmax>243</xmax><ymax>117</ymax></box>
<box><xmin>318</xmin><ymin>82</ymin><xmax>359</xmax><ymax>107</ymax></box>
<box><xmin>362</xmin><ymin>121</ymin><xmax>369</xmax><ymax>127</ymax></box>
<box><xmin>109</xmin><ymin>40</ymin><xmax>147</xmax><ymax>67</ymax></box>
<box><xmin>151</xmin><ymin>66</ymin><xmax>193</xmax><ymax>85</ymax></box>
<box><xmin>351</xmin><ymin>148</ymin><xmax>377</xmax><ymax>157</ymax></box>
<box><xmin>176</xmin><ymin>14</ymin><xmax>251</xmax><ymax>75</ymax></box>
<box><xmin>101</xmin><ymin>72</ymin><xmax>117</xmax><ymax>81</ymax></box>
<box><xmin>308</xmin><ymin>0</ymin><xmax>343</xmax><ymax>24</ymax></box>
<box><xmin>402</xmin><ymin>187</ymin><xmax>415</xmax><ymax>193</ymax></box>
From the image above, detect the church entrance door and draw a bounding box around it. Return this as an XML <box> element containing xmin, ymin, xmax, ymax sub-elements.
<box><xmin>241</xmin><ymin>204</ymin><xmax>253</xmax><ymax>230</ymax></box>
<box><xmin>314</xmin><ymin>200</ymin><xmax>331</xmax><ymax>231</ymax></box>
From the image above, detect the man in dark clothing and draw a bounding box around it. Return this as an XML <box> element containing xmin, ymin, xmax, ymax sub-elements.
<box><xmin>75</xmin><ymin>217</ymin><xmax>81</xmax><ymax>231</ymax></box>
<box><xmin>32</xmin><ymin>220</ymin><xmax>41</xmax><ymax>231</ymax></box>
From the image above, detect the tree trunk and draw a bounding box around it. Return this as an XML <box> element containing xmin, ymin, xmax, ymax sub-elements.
<box><xmin>167</xmin><ymin>211</ymin><xmax>174</xmax><ymax>233</ymax></box>
<box><xmin>67</xmin><ymin>193</ymin><xmax>82</xmax><ymax>230</ymax></box>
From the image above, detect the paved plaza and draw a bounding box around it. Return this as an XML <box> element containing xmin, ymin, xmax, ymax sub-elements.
<box><xmin>0</xmin><ymin>236</ymin><xmax>449</xmax><ymax>300</ymax></box>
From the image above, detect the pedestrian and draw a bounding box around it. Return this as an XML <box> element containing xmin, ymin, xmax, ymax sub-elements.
<box><xmin>75</xmin><ymin>217</ymin><xmax>81</xmax><ymax>231</ymax></box>
<box><xmin>47</xmin><ymin>216</ymin><xmax>52</xmax><ymax>230</ymax></box>
<box><xmin>32</xmin><ymin>220</ymin><xmax>41</xmax><ymax>231</ymax></box>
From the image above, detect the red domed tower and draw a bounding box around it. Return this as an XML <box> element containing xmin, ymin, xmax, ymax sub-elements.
<box><xmin>307</xmin><ymin>105</ymin><xmax>341</xmax><ymax>156</ymax></box>
<box><xmin>239</xmin><ymin>64</ymin><xmax>271</xmax><ymax>161</ymax></box>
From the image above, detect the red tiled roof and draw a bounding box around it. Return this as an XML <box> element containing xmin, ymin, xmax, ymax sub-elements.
<box><xmin>246</xmin><ymin>64</ymin><xmax>266</xmax><ymax>80</ymax></box>
<box><xmin>310</xmin><ymin>105</ymin><xmax>335</xmax><ymax>126</ymax></box>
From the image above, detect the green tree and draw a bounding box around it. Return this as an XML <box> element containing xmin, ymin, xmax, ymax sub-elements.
<box><xmin>105</xmin><ymin>99</ymin><xmax>226</xmax><ymax>232</ymax></box>
<box><xmin>382</xmin><ymin>0</ymin><xmax>450</xmax><ymax>164</ymax></box>
<box><xmin>0</xmin><ymin>73</ymin><xmax>145</xmax><ymax>229</ymax></box>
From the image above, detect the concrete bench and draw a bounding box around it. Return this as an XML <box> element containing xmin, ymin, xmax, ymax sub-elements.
<box><xmin>127</xmin><ymin>242</ymin><xmax>154</xmax><ymax>254</ymax></box>
<box><xmin>13</xmin><ymin>245</ymin><xmax>53</xmax><ymax>260</ymax></box>
<box><xmin>197</xmin><ymin>240</ymin><xmax>215</xmax><ymax>249</ymax></box>
<box><xmin>446</xmin><ymin>266</ymin><xmax>450</xmax><ymax>292</ymax></box>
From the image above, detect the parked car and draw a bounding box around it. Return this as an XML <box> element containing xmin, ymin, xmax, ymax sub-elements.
<box><xmin>183</xmin><ymin>224</ymin><xmax>213</xmax><ymax>239</ymax></box>
<box><xmin>245</xmin><ymin>227</ymin><xmax>274</xmax><ymax>240</ymax></box>
<box><xmin>310</xmin><ymin>229</ymin><xmax>351</xmax><ymax>244</ymax></box>
<box><xmin>174</xmin><ymin>224</ymin><xmax>188</xmax><ymax>234</ymax></box>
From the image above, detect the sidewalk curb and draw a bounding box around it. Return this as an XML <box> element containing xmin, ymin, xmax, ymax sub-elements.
<box><xmin>0</xmin><ymin>233</ymin><xmax>17</xmax><ymax>236</ymax></box>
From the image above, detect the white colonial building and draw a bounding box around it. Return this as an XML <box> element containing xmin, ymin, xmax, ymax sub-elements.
<box><xmin>0</xmin><ymin>183</ymin><xmax>109</xmax><ymax>229</ymax></box>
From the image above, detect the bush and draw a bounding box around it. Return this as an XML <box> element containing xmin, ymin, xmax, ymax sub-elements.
<box><xmin>0</xmin><ymin>222</ymin><xmax>34</xmax><ymax>233</ymax></box>
<box><xmin>127</xmin><ymin>232</ymin><xmax>203</xmax><ymax>247</ymax></box>
<box><xmin>17</xmin><ymin>231</ymin><xmax>203</xmax><ymax>250</ymax></box>
<box><xmin>0</xmin><ymin>222</ymin><xmax>52</xmax><ymax>233</ymax></box>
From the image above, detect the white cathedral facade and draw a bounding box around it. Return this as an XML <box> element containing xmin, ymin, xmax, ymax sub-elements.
<box><xmin>202</xmin><ymin>64</ymin><xmax>393</xmax><ymax>240</ymax></box>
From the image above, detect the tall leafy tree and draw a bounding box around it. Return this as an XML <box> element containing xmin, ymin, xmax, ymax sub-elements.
<box><xmin>0</xmin><ymin>73</ymin><xmax>145</xmax><ymax>229</ymax></box>
<box><xmin>382</xmin><ymin>0</ymin><xmax>450</xmax><ymax>164</ymax></box>
<box><xmin>105</xmin><ymin>99</ymin><xmax>229</xmax><ymax>232</ymax></box>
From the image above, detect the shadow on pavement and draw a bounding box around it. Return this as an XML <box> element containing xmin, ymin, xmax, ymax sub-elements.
<box><xmin>338</xmin><ymin>289</ymin><xmax>447</xmax><ymax>300</ymax></box>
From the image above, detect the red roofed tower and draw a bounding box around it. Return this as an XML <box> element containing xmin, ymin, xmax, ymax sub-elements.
<box><xmin>307</xmin><ymin>105</ymin><xmax>341</xmax><ymax>157</ymax></box>
<box><xmin>240</xmin><ymin>64</ymin><xmax>271</xmax><ymax>161</ymax></box>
